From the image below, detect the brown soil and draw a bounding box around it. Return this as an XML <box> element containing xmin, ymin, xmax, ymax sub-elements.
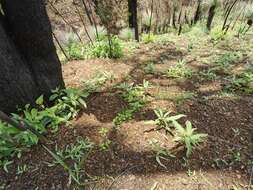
<box><xmin>1</xmin><ymin>37</ymin><xmax>253</xmax><ymax>190</ymax></box>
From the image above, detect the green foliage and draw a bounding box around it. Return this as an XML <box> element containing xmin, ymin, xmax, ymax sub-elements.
<box><xmin>214</xmin><ymin>52</ymin><xmax>241</xmax><ymax>69</ymax></box>
<box><xmin>144</xmin><ymin>62</ymin><xmax>156</xmax><ymax>74</ymax></box>
<box><xmin>150</xmin><ymin>139</ymin><xmax>176</xmax><ymax>169</ymax></box>
<box><xmin>113</xmin><ymin>80</ymin><xmax>150</xmax><ymax>127</ymax></box>
<box><xmin>50</xmin><ymin>88</ymin><xmax>88</xmax><ymax>119</ymax></box>
<box><xmin>99</xmin><ymin>127</ymin><xmax>111</xmax><ymax>151</ymax></box>
<box><xmin>173</xmin><ymin>121</ymin><xmax>207</xmax><ymax>157</ymax></box>
<box><xmin>142</xmin><ymin>33</ymin><xmax>157</xmax><ymax>44</ymax></box>
<box><xmin>0</xmin><ymin>160</ymin><xmax>13</xmax><ymax>173</ymax></box>
<box><xmin>198</xmin><ymin>68</ymin><xmax>218</xmax><ymax>81</ymax></box>
<box><xmin>82</xmin><ymin>71</ymin><xmax>114</xmax><ymax>93</ymax></box>
<box><xmin>16</xmin><ymin>164</ymin><xmax>28</xmax><ymax>175</ymax></box>
<box><xmin>156</xmin><ymin>92</ymin><xmax>196</xmax><ymax>104</ymax></box>
<box><xmin>146</xmin><ymin>109</ymin><xmax>186</xmax><ymax>133</ymax></box>
<box><xmin>44</xmin><ymin>138</ymin><xmax>94</xmax><ymax>186</ymax></box>
<box><xmin>225</xmin><ymin>71</ymin><xmax>253</xmax><ymax>93</ymax></box>
<box><xmin>85</xmin><ymin>36</ymin><xmax>123</xmax><ymax>59</ymax></box>
<box><xmin>65</xmin><ymin>40</ymin><xmax>85</xmax><ymax>60</ymax></box>
<box><xmin>166</xmin><ymin>60</ymin><xmax>193</xmax><ymax>79</ymax></box>
<box><xmin>210</xmin><ymin>27</ymin><xmax>227</xmax><ymax>44</ymax></box>
<box><xmin>0</xmin><ymin>87</ymin><xmax>89</xmax><ymax>169</ymax></box>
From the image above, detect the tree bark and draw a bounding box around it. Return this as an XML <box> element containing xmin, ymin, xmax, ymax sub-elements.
<box><xmin>0</xmin><ymin>0</ymin><xmax>65</xmax><ymax>113</ymax></box>
<box><xmin>128</xmin><ymin>0</ymin><xmax>139</xmax><ymax>41</ymax></box>
<box><xmin>206</xmin><ymin>2</ymin><xmax>217</xmax><ymax>31</ymax></box>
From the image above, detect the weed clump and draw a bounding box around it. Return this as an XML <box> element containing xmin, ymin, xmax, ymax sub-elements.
<box><xmin>86</xmin><ymin>36</ymin><xmax>123</xmax><ymax>59</ymax></box>
<box><xmin>166</xmin><ymin>60</ymin><xmax>193</xmax><ymax>79</ymax></box>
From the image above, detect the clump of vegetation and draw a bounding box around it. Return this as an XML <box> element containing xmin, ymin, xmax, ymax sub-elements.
<box><xmin>82</xmin><ymin>71</ymin><xmax>114</xmax><ymax>93</ymax></box>
<box><xmin>142</xmin><ymin>33</ymin><xmax>157</xmax><ymax>44</ymax></box>
<box><xmin>98</xmin><ymin>127</ymin><xmax>112</xmax><ymax>151</ymax></box>
<box><xmin>50</xmin><ymin>88</ymin><xmax>88</xmax><ymax>119</ymax></box>
<box><xmin>64</xmin><ymin>39</ymin><xmax>85</xmax><ymax>60</ymax></box>
<box><xmin>146</xmin><ymin>109</ymin><xmax>207</xmax><ymax>158</ymax></box>
<box><xmin>0</xmin><ymin>88</ymin><xmax>89</xmax><ymax>170</ymax></box>
<box><xmin>214</xmin><ymin>52</ymin><xmax>241</xmax><ymax>69</ymax></box>
<box><xmin>113</xmin><ymin>80</ymin><xmax>150</xmax><ymax>127</ymax></box>
<box><xmin>210</xmin><ymin>27</ymin><xmax>227</xmax><ymax>44</ymax></box>
<box><xmin>166</xmin><ymin>60</ymin><xmax>193</xmax><ymax>79</ymax></box>
<box><xmin>155</xmin><ymin>92</ymin><xmax>196</xmax><ymax>104</ymax></box>
<box><xmin>44</xmin><ymin>137</ymin><xmax>94</xmax><ymax>186</ymax></box>
<box><xmin>85</xmin><ymin>36</ymin><xmax>123</xmax><ymax>59</ymax></box>
<box><xmin>198</xmin><ymin>68</ymin><xmax>218</xmax><ymax>81</ymax></box>
<box><xmin>150</xmin><ymin>139</ymin><xmax>176</xmax><ymax>169</ymax></box>
<box><xmin>146</xmin><ymin>109</ymin><xmax>185</xmax><ymax>134</ymax></box>
<box><xmin>225</xmin><ymin>70</ymin><xmax>253</xmax><ymax>94</ymax></box>
<box><xmin>173</xmin><ymin>121</ymin><xmax>208</xmax><ymax>158</ymax></box>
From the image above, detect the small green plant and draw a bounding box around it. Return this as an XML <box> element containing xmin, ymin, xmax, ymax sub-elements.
<box><xmin>214</xmin><ymin>52</ymin><xmax>241</xmax><ymax>69</ymax></box>
<box><xmin>173</xmin><ymin>121</ymin><xmax>208</xmax><ymax>157</ymax></box>
<box><xmin>0</xmin><ymin>160</ymin><xmax>13</xmax><ymax>173</ymax></box>
<box><xmin>225</xmin><ymin>71</ymin><xmax>253</xmax><ymax>93</ymax></box>
<box><xmin>82</xmin><ymin>71</ymin><xmax>114</xmax><ymax>93</ymax></box>
<box><xmin>198</xmin><ymin>68</ymin><xmax>218</xmax><ymax>81</ymax></box>
<box><xmin>146</xmin><ymin>109</ymin><xmax>186</xmax><ymax>134</ymax></box>
<box><xmin>0</xmin><ymin>87</ymin><xmax>87</xmax><ymax>166</ymax></box>
<box><xmin>85</xmin><ymin>36</ymin><xmax>123</xmax><ymax>59</ymax></box>
<box><xmin>210</xmin><ymin>27</ymin><xmax>226</xmax><ymax>44</ymax></box>
<box><xmin>144</xmin><ymin>62</ymin><xmax>156</xmax><ymax>74</ymax></box>
<box><xmin>44</xmin><ymin>138</ymin><xmax>94</xmax><ymax>187</ymax></box>
<box><xmin>142</xmin><ymin>33</ymin><xmax>156</xmax><ymax>44</ymax></box>
<box><xmin>65</xmin><ymin>40</ymin><xmax>85</xmax><ymax>60</ymax></box>
<box><xmin>50</xmin><ymin>88</ymin><xmax>88</xmax><ymax>119</ymax></box>
<box><xmin>113</xmin><ymin>80</ymin><xmax>150</xmax><ymax>127</ymax></box>
<box><xmin>155</xmin><ymin>92</ymin><xmax>196</xmax><ymax>104</ymax></box>
<box><xmin>187</xmin><ymin>43</ymin><xmax>194</xmax><ymax>52</ymax></box>
<box><xmin>99</xmin><ymin>127</ymin><xmax>111</xmax><ymax>151</ymax></box>
<box><xmin>150</xmin><ymin>139</ymin><xmax>176</xmax><ymax>169</ymax></box>
<box><xmin>166</xmin><ymin>60</ymin><xmax>193</xmax><ymax>79</ymax></box>
<box><xmin>16</xmin><ymin>164</ymin><xmax>28</xmax><ymax>175</ymax></box>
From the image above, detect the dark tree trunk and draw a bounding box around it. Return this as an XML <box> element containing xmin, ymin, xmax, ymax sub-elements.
<box><xmin>0</xmin><ymin>0</ymin><xmax>65</xmax><ymax>113</ymax></box>
<box><xmin>206</xmin><ymin>2</ymin><xmax>217</xmax><ymax>31</ymax></box>
<box><xmin>193</xmin><ymin>0</ymin><xmax>202</xmax><ymax>24</ymax></box>
<box><xmin>128</xmin><ymin>0</ymin><xmax>139</xmax><ymax>41</ymax></box>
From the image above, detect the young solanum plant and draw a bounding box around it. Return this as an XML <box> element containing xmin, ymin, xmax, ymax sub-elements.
<box><xmin>146</xmin><ymin>109</ymin><xmax>186</xmax><ymax>133</ymax></box>
<box><xmin>173</xmin><ymin>121</ymin><xmax>208</xmax><ymax>157</ymax></box>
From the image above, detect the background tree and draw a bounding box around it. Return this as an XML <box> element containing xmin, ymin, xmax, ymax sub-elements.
<box><xmin>128</xmin><ymin>0</ymin><xmax>139</xmax><ymax>41</ymax></box>
<box><xmin>0</xmin><ymin>0</ymin><xmax>65</xmax><ymax>113</ymax></box>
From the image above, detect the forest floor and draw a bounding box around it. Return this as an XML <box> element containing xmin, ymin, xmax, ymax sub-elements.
<box><xmin>1</xmin><ymin>31</ymin><xmax>253</xmax><ymax>190</ymax></box>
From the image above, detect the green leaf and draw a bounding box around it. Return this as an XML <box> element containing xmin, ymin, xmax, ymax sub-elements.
<box><xmin>36</xmin><ymin>95</ymin><xmax>44</xmax><ymax>105</ymax></box>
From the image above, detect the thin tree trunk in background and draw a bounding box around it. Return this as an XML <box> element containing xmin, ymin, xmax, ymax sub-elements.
<box><xmin>193</xmin><ymin>0</ymin><xmax>202</xmax><ymax>24</ymax></box>
<box><xmin>128</xmin><ymin>0</ymin><xmax>139</xmax><ymax>41</ymax></box>
<box><xmin>148</xmin><ymin>0</ymin><xmax>154</xmax><ymax>35</ymax></box>
<box><xmin>48</xmin><ymin>1</ymin><xmax>82</xmax><ymax>42</ymax></box>
<box><xmin>172</xmin><ymin>7</ymin><xmax>177</xmax><ymax>29</ymax></box>
<box><xmin>73</xmin><ymin>1</ymin><xmax>93</xmax><ymax>44</ymax></box>
<box><xmin>87</xmin><ymin>0</ymin><xmax>99</xmax><ymax>39</ymax></box>
<box><xmin>222</xmin><ymin>0</ymin><xmax>238</xmax><ymax>31</ymax></box>
<box><xmin>206</xmin><ymin>1</ymin><xmax>217</xmax><ymax>31</ymax></box>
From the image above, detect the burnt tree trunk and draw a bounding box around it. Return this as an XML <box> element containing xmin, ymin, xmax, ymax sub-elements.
<box><xmin>128</xmin><ymin>0</ymin><xmax>139</xmax><ymax>41</ymax></box>
<box><xmin>193</xmin><ymin>0</ymin><xmax>202</xmax><ymax>24</ymax></box>
<box><xmin>0</xmin><ymin>0</ymin><xmax>65</xmax><ymax>113</ymax></box>
<box><xmin>206</xmin><ymin>1</ymin><xmax>217</xmax><ymax>31</ymax></box>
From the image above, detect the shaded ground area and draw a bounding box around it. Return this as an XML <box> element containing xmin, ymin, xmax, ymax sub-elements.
<box><xmin>1</xmin><ymin>33</ymin><xmax>253</xmax><ymax>190</ymax></box>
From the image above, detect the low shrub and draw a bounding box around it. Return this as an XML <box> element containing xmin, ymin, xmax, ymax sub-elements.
<box><xmin>85</xmin><ymin>36</ymin><xmax>123</xmax><ymax>59</ymax></box>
